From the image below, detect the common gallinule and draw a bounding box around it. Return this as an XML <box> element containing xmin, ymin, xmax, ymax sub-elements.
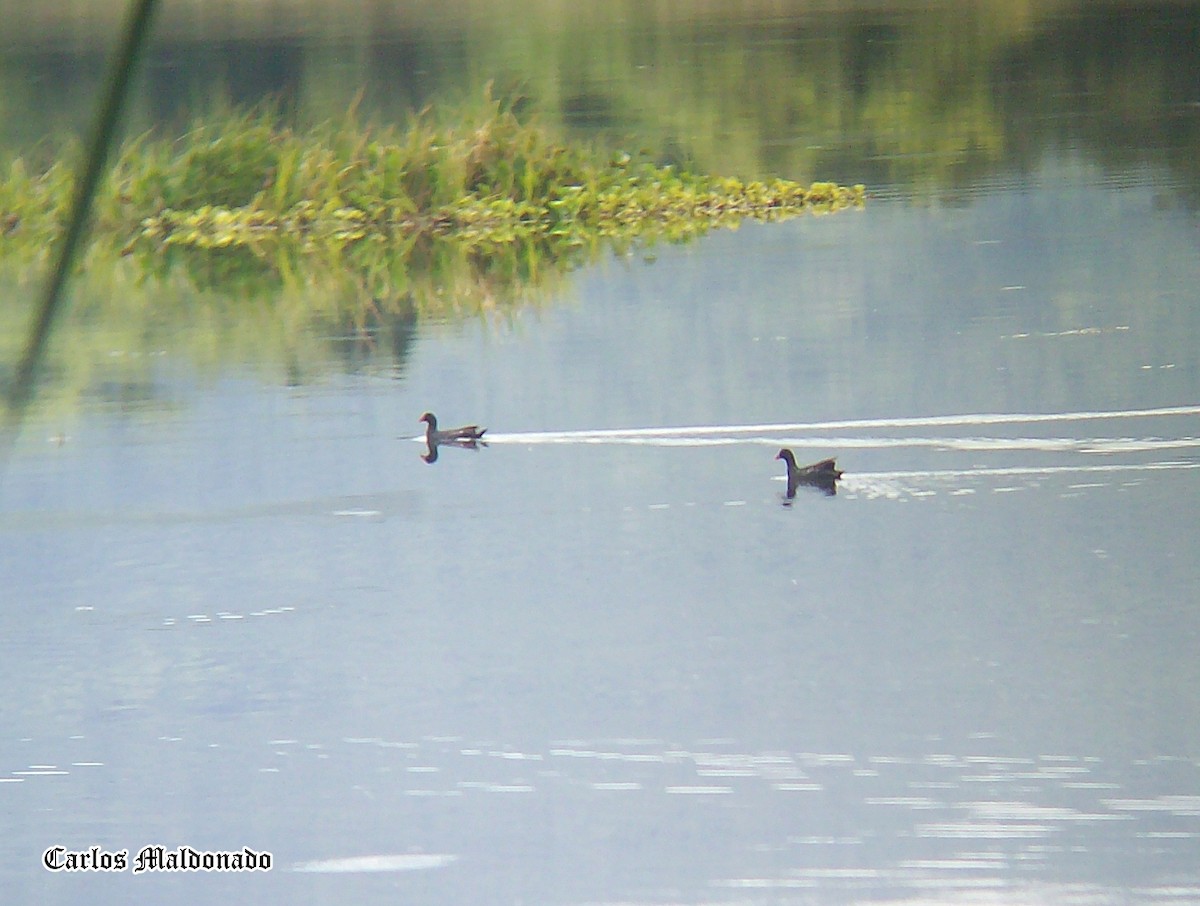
<box><xmin>776</xmin><ymin>448</ymin><xmax>842</xmax><ymax>498</ymax></box>
<box><xmin>419</xmin><ymin>412</ymin><xmax>487</xmax><ymax>444</ymax></box>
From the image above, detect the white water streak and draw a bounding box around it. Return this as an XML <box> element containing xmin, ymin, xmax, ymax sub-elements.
<box><xmin>293</xmin><ymin>853</ymin><xmax>458</xmax><ymax>873</ymax></box>
<box><xmin>486</xmin><ymin>434</ymin><xmax>1200</xmax><ymax>453</ymax></box>
<box><xmin>483</xmin><ymin>405</ymin><xmax>1200</xmax><ymax>445</ymax></box>
<box><xmin>845</xmin><ymin>461</ymin><xmax>1200</xmax><ymax>482</ymax></box>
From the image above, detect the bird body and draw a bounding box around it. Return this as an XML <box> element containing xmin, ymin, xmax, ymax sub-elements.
<box><xmin>419</xmin><ymin>412</ymin><xmax>487</xmax><ymax>444</ymax></box>
<box><xmin>775</xmin><ymin>448</ymin><xmax>842</xmax><ymax>497</ymax></box>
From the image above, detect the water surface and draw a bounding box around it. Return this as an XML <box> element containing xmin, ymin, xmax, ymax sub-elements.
<box><xmin>2</xmin><ymin>2</ymin><xmax>1199</xmax><ymax>904</ymax></box>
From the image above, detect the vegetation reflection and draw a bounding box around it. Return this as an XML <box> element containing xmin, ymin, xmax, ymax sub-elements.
<box><xmin>0</xmin><ymin>89</ymin><xmax>863</xmax><ymax>421</ymax></box>
<box><xmin>4</xmin><ymin>3</ymin><xmax>1195</xmax><ymax>204</ymax></box>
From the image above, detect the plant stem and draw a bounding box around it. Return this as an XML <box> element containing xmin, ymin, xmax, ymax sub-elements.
<box><xmin>4</xmin><ymin>0</ymin><xmax>159</xmax><ymax>422</ymax></box>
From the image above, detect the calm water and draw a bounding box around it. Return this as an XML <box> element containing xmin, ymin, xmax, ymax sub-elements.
<box><xmin>3</xmin><ymin>2</ymin><xmax>1200</xmax><ymax>905</ymax></box>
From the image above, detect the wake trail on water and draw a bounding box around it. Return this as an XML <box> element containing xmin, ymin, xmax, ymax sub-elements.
<box><xmin>479</xmin><ymin>404</ymin><xmax>1200</xmax><ymax>450</ymax></box>
<box><xmin>843</xmin><ymin>461</ymin><xmax>1200</xmax><ymax>481</ymax></box>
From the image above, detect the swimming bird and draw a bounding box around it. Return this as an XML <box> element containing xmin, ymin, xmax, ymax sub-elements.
<box><xmin>776</xmin><ymin>448</ymin><xmax>842</xmax><ymax>498</ymax></box>
<box><xmin>419</xmin><ymin>412</ymin><xmax>487</xmax><ymax>444</ymax></box>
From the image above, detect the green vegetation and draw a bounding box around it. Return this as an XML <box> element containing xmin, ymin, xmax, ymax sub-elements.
<box><xmin>5</xmin><ymin>2</ymin><xmax>1196</xmax><ymax>203</ymax></box>
<box><xmin>0</xmin><ymin>92</ymin><xmax>861</xmax><ymax>421</ymax></box>
<box><xmin>1</xmin><ymin>93</ymin><xmax>862</xmax><ymax>294</ymax></box>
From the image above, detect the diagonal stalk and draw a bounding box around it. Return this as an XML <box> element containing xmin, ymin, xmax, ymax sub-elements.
<box><xmin>3</xmin><ymin>0</ymin><xmax>159</xmax><ymax>431</ymax></box>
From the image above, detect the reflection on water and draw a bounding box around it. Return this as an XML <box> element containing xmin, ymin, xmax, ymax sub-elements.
<box><xmin>5</xmin><ymin>728</ymin><xmax>1198</xmax><ymax>903</ymax></box>
<box><xmin>3</xmin><ymin>2</ymin><xmax>1198</xmax><ymax>206</ymax></box>
<box><xmin>293</xmin><ymin>853</ymin><xmax>459</xmax><ymax>874</ymax></box>
<box><xmin>4</xmin><ymin>2</ymin><xmax>1198</xmax><ymax>418</ymax></box>
<box><xmin>2</xmin><ymin>362</ymin><xmax>1200</xmax><ymax>906</ymax></box>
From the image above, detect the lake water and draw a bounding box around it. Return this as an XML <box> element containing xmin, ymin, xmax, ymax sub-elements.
<box><xmin>2</xmin><ymin>2</ymin><xmax>1199</xmax><ymax>905</ymax></box>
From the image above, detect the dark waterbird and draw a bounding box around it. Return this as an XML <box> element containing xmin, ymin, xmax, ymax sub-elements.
<box><xmin>420</xmin><ymin>412</ymin><xmax>487</xmax><ymax>444</ymax></box>
<box><xmin>776</xmin><ymin>448</ymin><xmax>842</xmax><ymax>499</ymax></box>
<box><xmin>419</xmin><ymin>412</ymin><xmax>487</xmax><ymax>462</ymax></box>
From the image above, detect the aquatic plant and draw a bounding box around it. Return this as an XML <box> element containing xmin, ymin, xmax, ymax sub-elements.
<box><xmin>0</xmin><ymin>92</ymin><xmax>863</xmax><ymax>270</ymax></box>
<box><xmin>0</xmin><ymin>91</ymin><xmax>864</xmax><ymax>420</ymax></box>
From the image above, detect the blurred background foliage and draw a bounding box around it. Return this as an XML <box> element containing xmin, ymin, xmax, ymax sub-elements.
<box><xmin>3</xmin><ymin>1</ymin><xmax>1195</xmax><ymax>199</ymax></box>
<box><xmin>1</xmin><ymin>0</ymin><xmax>1196</xmax><ymax>420</ymax></box>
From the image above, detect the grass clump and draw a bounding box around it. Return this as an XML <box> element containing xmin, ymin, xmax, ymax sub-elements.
<box><xmin>0</xmin><ymin>91</ymin><xmax>867</xmax><ymax>418</ymax></box>
<box><xmin>0</xmin><ymin>89</ymin><xmax>863</xmax><ymax>267</ymax></box>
